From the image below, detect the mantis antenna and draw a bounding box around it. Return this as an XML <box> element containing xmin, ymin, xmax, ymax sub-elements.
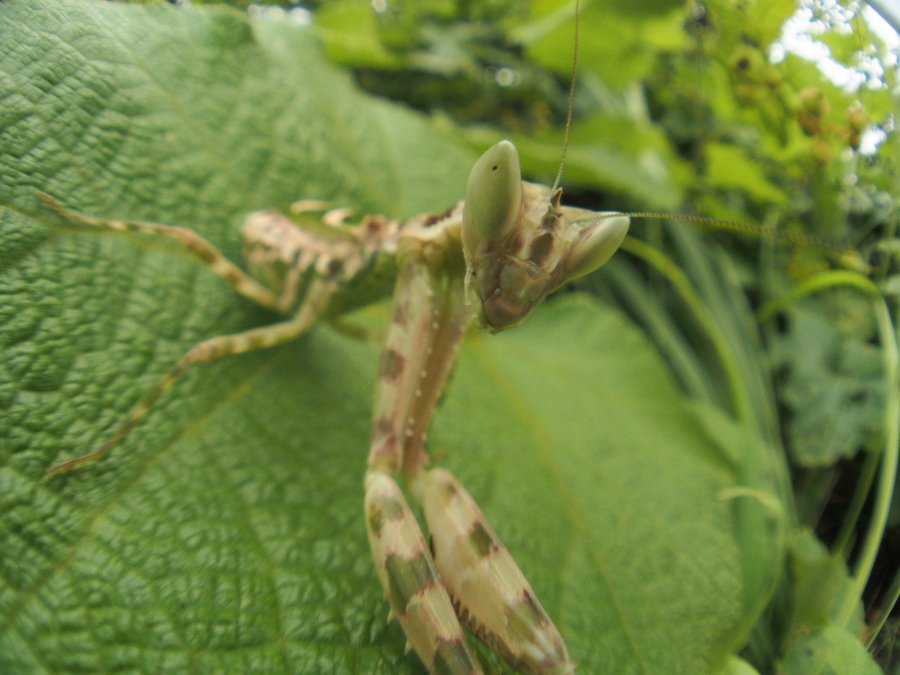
<box><xmin>543</xmin><ymin>0</ymin><xmax>857</xmax><ymax>262</ymax></box>
<box><xmin>550</xmin><ymin>0</ymin><xmax>580</xmax><ymax>195</ymax></box>
<box><xmin>604</xmin><ymin>211</ymin><xmax>863</xmax><ymax>261</ymax></box>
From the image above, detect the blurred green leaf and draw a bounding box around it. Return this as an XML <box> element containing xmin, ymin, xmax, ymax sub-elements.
<box><xmin>526</xmin><ymin>0</ymin><xmax>686</xmax><ymax>88</ymax></box>
<box><xmin>315</xmin><ymin>1</ymin><xmax>401</xmax><ymax>68</ymax></box>
<box><xmin>716</xmin><ymin>655</ymin><xmax>764</xmax><ymax>675</ymax></box>
<box><xmin>789</xmin><ymin>531</ymin><xmax>859</xmax><ymax>632</ymax></box>
<box><xmin>769</xmin><ymin>307</ymin><xmax>886</xmax><ymax>465</ymax></box>
<box><xmin>781</xmin><ymin>625</ymin><xmax>882</xmax><ymax>675</ymax></box>
<box><xmin>497</xmin><ymin>111</ymin><xmax>688</xmax><ymax>210</ymax></box>
<box><xmin>704</xmin><ymin>0</ymin><xmax>797</xmax><ymax>50</ymax></box>
<box><xmin>819</xmin><ymin>24</ymin><xmax>872</xmax><ymax>70</ymax></box>
<box><xmin>705</xmin><ymin>144</ymin><xmax>789</xmax><ymax>206</ymax></box>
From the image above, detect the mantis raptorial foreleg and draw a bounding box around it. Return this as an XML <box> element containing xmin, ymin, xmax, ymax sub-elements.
<box><xmin>415</xmin><ymin>469</ymin><xmax>572</xmax><ymax>675</ymax></box>
<box><xmin>363</xmin><ymin>228</ymin><xmax>482</xmax><ymax>672</ymax></box>
<box><xmin>362</xmin><ymin>225</ymin><xmax>574</xmax><ymax>675</ymax></box>
<box><xmin>367</xmin><ymin>225</ymin><xmax>469</xmax><ymax>478</ymax></box>
<box><xmin>365</xmin><ymin>470</ymin><xmax>483</xmax><ymax>674</ymax></box>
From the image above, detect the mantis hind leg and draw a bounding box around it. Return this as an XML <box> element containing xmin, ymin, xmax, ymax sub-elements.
<box><xmin>38</xmin><ymin>192</ymin><xmax>287</xmax><ymax>312</ymax></box>
<box><xmin>47</xmin><ymin>280</ymin><xmax>338</xmax><ymax>475</ymax></box>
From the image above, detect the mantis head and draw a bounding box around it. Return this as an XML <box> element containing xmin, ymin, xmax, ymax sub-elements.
<box><xmin>462</xmin><ymin>140</ymin><xmax>630</xmax><ymax>332</ymax></box>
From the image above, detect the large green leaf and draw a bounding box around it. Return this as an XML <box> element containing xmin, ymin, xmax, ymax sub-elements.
<box><xmin>0</xmin><ymin>2</ymin><xmax>777</xmax><ymax>674</ymax></box>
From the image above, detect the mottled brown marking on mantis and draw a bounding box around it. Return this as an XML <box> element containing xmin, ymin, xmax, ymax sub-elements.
<box><xmin>466</xmin><ymin>521</ymin><xmax>497</xmax><ymax>560</ymax></box>
<box><xmin>417</xmin><ymin>469</ymin><xmax>575</xmax><ymax>675</ymax></box>
<box><xmin>379</xmin><ymin>349</ymin><xmax>406</xmax><ymax>381</ymax></box>
<box><xmin>385</xmin><ymin>552</ymin><xmax>438</xmax><ymax>612</ymax></box>
<box><xmin>365</xmin><ymin>470</ymin><xmax>483</xmax><ymax>675</ymax></box>
<box><xmin>392</xmin><ymin>300</ymin><xmax>410</xmax><ymax>327</ymax></box>
<box><xmin>367</xmin><ymin>487</ymin><xmax>405</xmax><ymax>537</ymax></box>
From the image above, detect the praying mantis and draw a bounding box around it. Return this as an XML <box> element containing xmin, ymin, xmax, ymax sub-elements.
<box><xmin>39</xmin><ymin>5</ymin><xmax>632</xmax><ymax>664</ymax></box>
<box><xmin>4</xmin><ymin>1</ymin><xmax>841</xmax><ymax>674</ymax></box>
<box><xmin>40</xmin><ymin>131</ymin><xmax>628</xmax><ymax>674</ymax></box>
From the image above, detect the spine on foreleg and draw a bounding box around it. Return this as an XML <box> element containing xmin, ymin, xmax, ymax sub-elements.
<box><xmin>415</xmin><ymin>469</ymin><xmax>575</xmax><ymax>675</ymax></box>
<box><xmin>364</xmin><ymin>469</ymin><xmax>484</xmax><ymax>675</ymax></box>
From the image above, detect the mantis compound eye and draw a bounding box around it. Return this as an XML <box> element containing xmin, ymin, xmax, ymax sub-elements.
<box><xmin>560</xmin><ymin>214</ymin><xmax>630</xmax><ymax>283</ymax></box>
<box><xmin>462</xmin><ymin>140</ymin><xmax>523</xmax><ymax>256</ymax></box>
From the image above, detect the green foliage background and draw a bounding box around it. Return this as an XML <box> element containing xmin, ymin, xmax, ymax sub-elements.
<box><xmin>0</xmin><ymin>1</ymin><xmax>896</xmax><ymax>675</ymax></box>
